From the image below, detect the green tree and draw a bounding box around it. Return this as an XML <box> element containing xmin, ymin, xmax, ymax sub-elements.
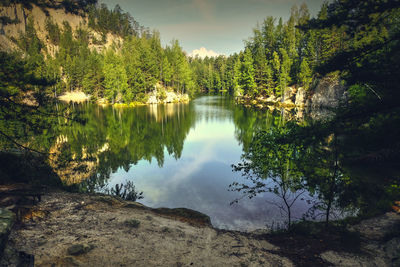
<box><xmin>231</xmin><ymin>127</ymin><xmax>305</xmax><ymax>229</ymax></box>
<box><xmin>239</xmin><ymin>49</ymin><xmax>257</xmax><ymax>97</ymax></box>
<box><xmin>279</xmin><ymin>48</ymin><xmax>291</xmax><ymax>101</ymax></box>
<box><xmin>271</xmin><ymin>51</ymin><xmax>281</xmax><ymax>96</ymax></box>
<box><xmin>103</xmin><ymin>49</ymin><xmax>128</xmax><ymax>103</ymax></box>
<box><xmin>298</xmin><ymin>58</ymin><xmax>312</xmax><ymax>89</ymax></box>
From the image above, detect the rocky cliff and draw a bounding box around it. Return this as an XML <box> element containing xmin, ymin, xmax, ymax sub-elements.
<box><xmin>237</xmin><ymin>73</ymin><xmax>348</xmax><ymax>119</ymax></box>
<box><xmin>0</xmin><ymin>2</ymin><xmax>122</xmax><ymax>53</ymax></box>
<box><xmin>309</xmin><ymin>74</ymin><xmax>347</xmax><ymax>109</ymax></box>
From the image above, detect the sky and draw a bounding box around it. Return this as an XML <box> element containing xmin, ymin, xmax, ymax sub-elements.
<box><xmin>99</xmin><ymin>0</ymin><xmax>325</xmax><ymax>56</ymax></box>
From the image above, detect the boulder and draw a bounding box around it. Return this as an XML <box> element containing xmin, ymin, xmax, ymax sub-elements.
<box><xmin>164</xmin><ymin>92</ymin><xmax>177</xmax><ymax>103</ymax></box>
<box><xmin>147</xmin><ymin>94</ymin><xmax>158</xmax><ymax>105</ymax></box>
<box><xmin>311</xmin><ymin>75</ymin><xmax>347</xmax><ymax>109</ymax></box>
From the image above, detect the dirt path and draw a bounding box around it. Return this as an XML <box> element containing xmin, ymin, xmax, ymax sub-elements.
<box><xmin>2</xmin><ymin>191</ymin><xmax>293</xmax><ymax>267</ymax></box>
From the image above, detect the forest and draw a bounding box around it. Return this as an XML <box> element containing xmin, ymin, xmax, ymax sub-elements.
<box><xmin>1</xmin><ymin>0</ymin><xmax>399</xmax><ymax>230</ymax></box>
<box><xmin>1</xmin><ymin>0</ymin><xmax>400</xmax><ymax>265</ymax></box>
<box><xmin>0</xmin><ymin>0</ymin><xmax>370</xmax><ymax>104</ymax></box>
<box><xmin>230</xmin><ymin>0</ymin><xmax>400</xmax><ymax>227</ymax></box>
<box><xmin>5</xmin><ymin>0</ymin><xmax>398</xmax><ymax>104</ymax></box>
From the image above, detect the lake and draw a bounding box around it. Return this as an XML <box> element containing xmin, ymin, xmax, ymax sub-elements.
<box><xmin>56</xmin><ymin>95</ymin><xmax>313</xmax><ymax>231</ymax></box>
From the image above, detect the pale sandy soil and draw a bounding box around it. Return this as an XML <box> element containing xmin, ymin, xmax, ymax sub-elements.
<box><xmin>4</xmin><ymin>191</ymin><xmax>293</xmax><ymax>267</ymax></box>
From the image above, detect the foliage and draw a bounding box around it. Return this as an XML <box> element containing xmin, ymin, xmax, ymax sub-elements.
<box><xmin>9</xmin><ymin>2</ymin><xmax>200</xmax><ymax>103</ymax></box>
<box><xmin>88</xmin><ymin>3</ymin><xmax>141</xmax><ymax>37</ymax></box>
<box><xmin>189</xmin><ymin>3</ymin><xmax>324</xmax><ymax>97</ymax></box>
<box><xmin>0</xmin><ymin>51</ymin><xmax>55</xmax><ymax>151</ymax></box>
<box><xmin>108</xmin><ymin>181</ymin><xmax>143</xmax><ymax>201</ymax></box>
<box><xmin>231</xmin><ymin>126</ymin><xmax>306</xmax><ymax>229</ymax></box>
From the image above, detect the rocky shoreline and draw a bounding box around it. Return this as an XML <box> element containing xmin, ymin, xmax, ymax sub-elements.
<box><xmin>0</xmin><ymin>191</ymin><xmax>291</xmax><ymax>267</ymax></box>
<box><xmin>58</xmin><ymin>89</ymin><xmax>190</xmax><ymax>107</ymax></box>
<box><xmin>236</xmin><ymin>74</ymin><xmax>348</xmax><ymax>113</ymax></box>
<box><xmin>1</xmin><ymin>190</ymin><xmax>399</xmax><ymax>266</ymax></box>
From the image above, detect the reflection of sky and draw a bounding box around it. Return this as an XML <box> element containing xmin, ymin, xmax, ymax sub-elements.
<box><xmin>108</xmin><ymin>96</ymin><xmax>312</xmax><ymax>231</ymax></box>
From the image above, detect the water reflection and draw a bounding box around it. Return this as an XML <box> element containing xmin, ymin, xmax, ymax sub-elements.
<box><xmin>52</xmin><ymin>96</ymin><xmax>313</xmax><ymax>230</ymax></box>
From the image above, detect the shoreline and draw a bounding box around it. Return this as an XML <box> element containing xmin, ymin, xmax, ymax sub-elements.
<box><xmin>1</xmin><ymin>189</ymin><xmax>399</xmax><ymax>266</ymax></box>
<box><xmin>236</xmin><ymin>95</ymin><xmax>303</xmax><ymax>110</ymax></box>
<box><xmin>57</xmin><ymin>91</ymin><xmax>190</xmax><ymax>106</ymax></box>
<box><xmin>1</xmin><ymin>190</ymin><xmax>292</xmax><ymax>266</ymax></box>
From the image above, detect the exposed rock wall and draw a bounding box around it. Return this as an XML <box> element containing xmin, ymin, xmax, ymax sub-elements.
<box><xmin>147</xmin><ymin>90</ymin><xmax>189</xmax><ymax>105</ymax></box>
<box><xmin>0</xmin><ymin>3</ymin><xmax>123</xmax><ymax>53</ymax></box>
<box><xmin>310</xmin><ymin>75</ymin><xmax>347</xmax><ymax>109</ymax></box>
<box><xmin>286</xmin><ymin>75</ymin><xmax>346</xmax><ymax>109</ymax></box>
<box><xmin>294</xmin><ymin>87</ymin><xmax>306</xmax><ymax>107</ymax></box>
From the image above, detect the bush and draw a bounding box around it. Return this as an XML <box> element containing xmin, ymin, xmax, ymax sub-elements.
<box><xmin>124</xmin><ymin>219</ymin><xmax>140</xmax><ymax>228</ymax></box>
<box><xmin>107</xmin><ymin>181</ymin><xmax>143</xmax><ymax>201</ymax></box>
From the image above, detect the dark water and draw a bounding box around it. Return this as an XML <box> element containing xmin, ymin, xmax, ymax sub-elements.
<box><xmin>58</xmin><ymin>96</ymin><xmax>313</xmax><ymax>231</ymax></box>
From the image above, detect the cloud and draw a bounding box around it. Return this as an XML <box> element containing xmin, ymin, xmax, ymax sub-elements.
<box><xmin>189</xmin><ymin>47</ymin><xmax>219</xmax><ymax>58</ymax></box>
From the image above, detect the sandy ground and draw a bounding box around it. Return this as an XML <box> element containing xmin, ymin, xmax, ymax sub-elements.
<box><xmin>58</xmin><ymin>92</ymin><xmax>90</xmax><ymax>103</ymax></box>
<box><xmin>3</xmin><ymin>191</ymin><xmax>293</xmax><ymax>267</ymax></box>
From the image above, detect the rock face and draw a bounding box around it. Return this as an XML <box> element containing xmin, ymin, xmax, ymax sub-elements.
<box><xmin>0</xmin><ymin>3</ymin><xmax>123</xmax><ymax>53</ymax></box>
<box><xmin>147</xmin><ymin>92</ymin><xmax>158</xmax><ymax>104</ymax></box>
<box><xmin>58</xmin><ymin>91</ymin><xmax>91</xmax><ymax>103</ymax></box>
<box><xmin>237</xmin><ymin>76</ymin><xmax>347</xmax><ymax>114</ymax></box>
<box><xmin>147</xmin><ymin>90</ymin><xmax>189</xmax><ymax>105</ymax></box>
<box><xmin>0</xmin><ymin>209</ymin><xmax>15</xmax><ymax>258</ymax></box>
<box><xmin>295</xmin><ymin>87</ymin><xmax>306</xmax><ymax>107</ymax></box>
<box><xmin>311</xmin><ymin>75</ymin><xmax>347</xmax><ymax>109</ymax></box>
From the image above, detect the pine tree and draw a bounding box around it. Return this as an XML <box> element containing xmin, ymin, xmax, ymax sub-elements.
<box><xmin>298</xmin><ymin>58</ymin><xmax>312</xmax><ymax>89</ymax></box>
<box><xmin>233</xmin><ymin>55</ymin><xmax>242</xmax><ymax>96</ymax></box>
<box><xmin>271</xmin><ymin>51</ymin><xmax>281</xmax><ymax>96</ymax></box>
<box><xmin>239</xmin><ymin>49</ymin><xmax>257</xmax><ymax>97</ymax></box>
<box><xmin>279</xmin><ymin>48</ymin><xmax>291</xmax><ymax>100</ymax></box>
<box><xmin>103</xmin><ymin>49</ymin><xmax>128</xmax><ymax>103</ymax></box>
<box><xmin>265</xmin><ymin>60</ymin><xmax>275</xmax><ymax>95</ymax></box>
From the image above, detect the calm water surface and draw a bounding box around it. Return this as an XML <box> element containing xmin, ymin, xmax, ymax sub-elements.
<box><xmin>64</xmin><ymin>96</ymin><xmax>311</xmax><ymax>231</ymax></box>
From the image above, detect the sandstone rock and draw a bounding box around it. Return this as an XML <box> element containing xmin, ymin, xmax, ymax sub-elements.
<box><xmin>266</xmin><ymin>95</ymin><xmax>276</xmax><ymax>103</ymax></box>
<box><xmin>164</xmin><ymin>91</ymin><xmax>177</xmax><ymax>103</ymax></box>
<box><xmin>4</xmin><ymin>191</ymin><xmax>293</xmax><ymax>266</ymax></box>
<box><xmin>295</xmin><ymin>87</ymin><xmax>306</xmax><ymax>107</ymax></box>
<box><xmin>311</xmin><ymin>75</ymin><xmax>347</xmax><ymax>109</ymax></box>
<box><xmin>147</xmin><ymin>94</ymin><xmax>158</xmax><ymax>105</ymax></box>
